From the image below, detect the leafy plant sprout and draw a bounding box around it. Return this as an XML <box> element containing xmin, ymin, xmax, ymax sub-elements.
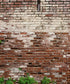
<box><xmin>0</xmin><ymin>40</ymin><xmax>5</xmax><ymax>44</ymax></box>
<box><xmin>6</xmin><ymin>78</ymin><xmax>16</xmax><ymax>84</ymax></box>
<box><xmin>18</xmin><ymin>68</ymin><xmax>22</xmax><ymax>71</ymax></box>
<box><xmin>41</xmin><ymin>77</ymin><xmax>56</xmax><ymax>84</ymax></box>
<box><xmin>0</xmin><ymin>77</ymin><xmax>4</xmax><ymax>84</ymax></box>
<box><xmin>18</xmin><ymin>73</ymin><xmax>38</xmax><ymax>84</ymax></box>
<box><xmin>0</xmin><ymin>40</ymin><xmax>2</xmax><ymax>44</ymax></box>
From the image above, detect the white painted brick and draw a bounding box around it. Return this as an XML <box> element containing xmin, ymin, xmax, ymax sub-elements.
<box><xmin>3</xmin><ymin>48</ymin><xmax>11</xmax><ymax>50</ymax></box>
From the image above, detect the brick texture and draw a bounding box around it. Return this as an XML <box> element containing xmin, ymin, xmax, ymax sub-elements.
<box><xmin>0</xmin><ymin>0</ymin><xmax>70</xmax><ymax>84</ymax></box>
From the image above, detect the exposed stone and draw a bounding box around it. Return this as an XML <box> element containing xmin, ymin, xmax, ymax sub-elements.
<box><xmin>3</xmin><ymin>48</ymin><xmax>11</xmax><ymax>50</ymax></box>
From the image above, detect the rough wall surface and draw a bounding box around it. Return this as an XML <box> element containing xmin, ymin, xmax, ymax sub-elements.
<box><xmin>0</xmin><ymin>0</ymin><xmax>70</xmax><ymax>84</ymax></box>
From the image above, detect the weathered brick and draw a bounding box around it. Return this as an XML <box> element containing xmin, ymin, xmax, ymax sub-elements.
<box><xmin>0</xmin><ymin>0</ymin><xmax>69</xmax><ymax>83</ymax></box>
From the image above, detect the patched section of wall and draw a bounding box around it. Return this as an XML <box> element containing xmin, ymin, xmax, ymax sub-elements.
<box><xmin>0</xmin><ymin>6</ymin><xmax>69</xmax><ymax>47</ymax></box>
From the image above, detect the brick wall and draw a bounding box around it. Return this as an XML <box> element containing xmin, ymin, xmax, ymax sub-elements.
<box><xmin>0</xmin><ymin>0</ymin><xmax>70</xmax><ymax>84</ymax></box>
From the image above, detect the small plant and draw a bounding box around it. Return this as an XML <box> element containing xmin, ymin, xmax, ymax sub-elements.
<box><xmin>6</xmin><ymin>78</ymin><xmax>16</xmax><ymax>84</ymax></box>
<box><xmin>18</xmin><ymin>68</ymin><xmax>22</xmax><ymax>71</ymax></box>
<box><xmin>18</xmin><ymin>73</ymin><xmax>38</xmax><ymax>84</ymax></box>
<box><xmin>0</xmin><ymin>40</ymin><xmax>2</xmax><ymax>44</ymax></box>
<box><xmin>0</xmin><ymin>77</ymin><xmax>4</xmax><ymax>84</ymax></box>
<box><xmin>41</xmin><ymin>77</ymin><xmax>56</xmax><ymax>84</ymax></box>
<box><xmin>0</xmin><ymin>40</ymin><xmax>5</xmax><ymax>44</ymax></box>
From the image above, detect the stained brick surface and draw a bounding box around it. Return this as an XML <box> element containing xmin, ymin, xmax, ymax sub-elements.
<box><xmin>0</xmin><ymin>0</ymin><xmax>70</xmax><ymax>84</ymax></box>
